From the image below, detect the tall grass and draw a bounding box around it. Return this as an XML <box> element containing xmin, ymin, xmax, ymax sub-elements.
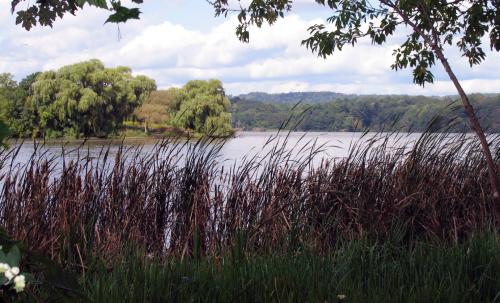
<box><xmin>84</xmin><ymin>233</ymin><xmax>500</xmax><ymax>303</ymax></box>
<box><xmin>0</xmin><ymin>131</ymin><xmax>498</xmax><ymax>271</ymax></box>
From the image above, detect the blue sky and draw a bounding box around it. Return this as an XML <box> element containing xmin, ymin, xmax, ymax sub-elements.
<box><xmin>1</xmin><ymin>0</ymin><xmax>499</xmax><ymax>95</ymax></box>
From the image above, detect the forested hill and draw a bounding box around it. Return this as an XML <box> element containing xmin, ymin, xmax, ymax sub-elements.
<box><xmin>230</xmin><ymin>93</ymin><xmax>500</xmax><ymax>132</ymax></box>
<box><xmin>234</xmin><ymin>92</ymin><xmax>346</xmax><ymax>104</ymax></box>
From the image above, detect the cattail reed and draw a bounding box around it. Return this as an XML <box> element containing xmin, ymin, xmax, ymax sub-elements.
<box><xmin>0</xmin><ymin>132</ymin><xmax>498</xmax><ymax>271</ymax></box>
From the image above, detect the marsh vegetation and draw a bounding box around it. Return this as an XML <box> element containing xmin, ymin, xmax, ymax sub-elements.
<box><xmin>0</xmin><ymin>130</ymin><xmax>499</xmax><ymax>301</ymax></box>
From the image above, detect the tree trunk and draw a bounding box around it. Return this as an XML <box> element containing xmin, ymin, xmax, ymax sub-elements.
<box><xmin>434</xmin><ymin>50</ymin><xmax>500</xmax><ymax>219</ymax></box>
<box><xmin>385</xmin><ymin>0</ymin><xmax>500</xmax><ymax>224</ymax></box>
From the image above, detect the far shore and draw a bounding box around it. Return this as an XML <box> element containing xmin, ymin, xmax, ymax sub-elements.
<box><xmin>5</xmin><ymin>129</ymin><xmax>487</xmax><ymax>147</ymax></box>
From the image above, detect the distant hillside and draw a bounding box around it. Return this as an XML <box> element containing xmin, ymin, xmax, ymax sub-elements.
<box><xmin>230</xmin><ymin>93</ymin><xmax>500</xmax><ymax>132</ymax></box>
<box><xmin>234</xmin><ymin>92</ymin><xmax>346</xmax><ymax>104</ymax></box>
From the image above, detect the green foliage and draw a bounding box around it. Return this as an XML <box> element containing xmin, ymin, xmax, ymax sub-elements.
<box><xmin>134</xmin><ymin>89</ymin><xmax>179</xmax><ymax>132</ymax></box>
<box><xmin>0</xmin><ymin>73</ymin><xmax>17</xmax><ymax>89</ymax></box>
<box><xmin>105</xmin><ymin>1</ymin><xmax>141</xmax><ymax>24</ymax></box>
<box><xmin>211</xmin><ymin>0</ymin><xmax>499</xmax><ymax>86</ymax></box>
<box><xmin>10</xmin><ymin>0</ymin><xmax>498</xmax><ymax>87</ymax></box>
<box><xmin>85</xmin><ymin>234</ymin><xmax>500</xmax><ymax>303</ymax></box>
<box><xmin>3</xmin><ymin>71</ymin><xmax>235</xmax><ymax>138</ymax></box>
<box><xmin>0</xmin><ymin>120</ymin><xmax>10</xmax><ymax>149</ymax></box>
<box><xmin>231</xmin><ymin>94</ymin><xmax>500</xmax><ymax>132</ymax></box>
<box><xmin>12</xmin><ymin>0</ymin><xmax>143</xmax><ymax>30</ymax></box>
<box><xmin>170</xmin><ymin>80</ymin><xmax>233</xmax><ymax>137</ymax></box>
<box><xmin>0</xmin><ymin>72</ymin><xmax>39</xmax><ymax>138</ymax></box>
<box><xmin>0</xmin><ymin>229</ymin><xmax>85</xmax><ymax>302</ymax></box>
<box><xmin>29</xmin><ymin>59</ymin><xmax>156</xmax><ymax>138</ymax></box>
<box><xmin>237</xmin><ymin>91</ymin><xmax>344</xmax><ymax>104</ymax></box>
<box><xmin>0</xmin><ymin>245</ymin><xmax>33</xmax><ymax>297</ymax></box>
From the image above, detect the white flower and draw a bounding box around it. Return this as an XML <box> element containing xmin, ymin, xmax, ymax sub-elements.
<box><xmin>4</xmin><ymin>267</ymin><xmax>19</xmax><ymax>280</ymax></box>
<box><xmin>14</xmin><ymin>275</ymin><xmax>26</xmax><ymax>292</ymax></box>
<box><xmin>14</xmin><ymin>275</ymin><xmax>25</xmax><ymax>284</ymax></box>
<box><xmin>337</xmin><ymin>294</ymin><xmax>347</xmax><ymax>300</ymax></box>
<box><xmin>0</xmin><ymin>263</ymin><xmax>10</xmax><ymax>273</ymax></box>
<box><xmin>5</xmin><ymin>270</ymin><xmax>14</xmax><ymax>280</ymax></box>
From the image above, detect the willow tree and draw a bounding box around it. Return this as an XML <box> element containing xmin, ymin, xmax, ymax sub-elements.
<box><xmin>170</xmin><ymin>80</ymin><xmax>233</xmax><ymax>137</ymax></box>
<box><xmin>31</xmin><ymin>59</ymin><xmax>156</xmax><ymax>138</ymax></box>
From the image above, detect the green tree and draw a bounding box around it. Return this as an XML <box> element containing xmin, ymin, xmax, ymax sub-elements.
<box><xmin>0</xmin><ymin>73</ymin><xmax>17</xmax><ymax>89</ymax></box>
<box><xmin>134</xmin><ymin>88</ymin><xmax>180</xmax><ymax>133</ymax></box>
<box><xmin>0</xmin><ymin>72</ymin><xmax>40</xmax><ymax>137</ymax></box>
<box><xmin>171</xmin><ymin>80</ymin><xmax>233</xmax><ymax>137</ymax></box>
<box><xmin>231</xmin><ymin>93</ymin><xmax>499</xmax><ymax>132</ymax></box>
<box><xmin>0</xmin><ymin>74</ymin><xmax>23</xmax><ymax>137</ymax></box>
<box><xmin>31</xmin><ymin>59</ymin><xmax>156</xmax><ymax>138</ymax></box>
<box><xmin>209</xmin><ymin>0</ymin><xmax>500</xmax><ymax>220</ymax></box>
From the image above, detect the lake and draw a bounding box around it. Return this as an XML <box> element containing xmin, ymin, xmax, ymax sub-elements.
<box><xmin>4</xmin><ymin>131</ymin><xmax>429</xmax><ymax>171</ymax></box>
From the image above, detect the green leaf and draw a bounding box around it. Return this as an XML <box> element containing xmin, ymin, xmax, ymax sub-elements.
<box><xmin>105</xmin><ymin>6</ymin><xmax>141</xmax><ymax>24</ymax></box>
<box><xmin>76</xmin><ymin>0</ymin><xmax>108</xmax><ymax>9</ymax></box>
<box><xmin>26</xmin><ymin>251</ymin><xmax>88</xmax><ymax>300</ymax></box>
<box><xmin>0</xmin><ymin>250</ymin><xmax>6</xmax><ymax>262</ymax></box>
<box><xmin>5</xmin><ymin>245</ymin><xmax>21</xmax><ymax>267</ymax></box>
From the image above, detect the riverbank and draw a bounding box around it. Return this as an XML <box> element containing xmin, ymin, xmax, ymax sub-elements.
<box><xmin>4</xmin><ymin>123</ymin><xmax>238</xmax><ymax>145</ymax></box>
<box><xmin>1</xmin><ymin>131</ymin><xmax>499</xmax><ymax>302</ymax></box>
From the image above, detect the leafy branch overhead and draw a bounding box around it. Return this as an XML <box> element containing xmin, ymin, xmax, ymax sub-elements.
<box><xmin>212</xmin><ymin>0</ymin><xmax>499</xmax><ymax>86</ymax></box>
<box><xmin>12</xmin><ymin>0</ymin><xmax>143</xmax><ymax>30</ymax></box>
<box><xmin>11</xmin><ymin>0</ymin><xmax>499</xmax><ymax>86</ymax></box>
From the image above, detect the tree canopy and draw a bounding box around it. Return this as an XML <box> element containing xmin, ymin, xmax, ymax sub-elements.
<box><xmin>31</xmin><ymin>59</ymin><xmax>156</xmax><ymax>138</ymax></box>
<box><xmin>2</xmin><ymin>66</ymin><xmax>235</xmax><ymax>138</ymax></box>
<box><xmin>0</xmin><ymin>72</ymin><xmax>13</xmax><ymax>146</ymax></box>
<box><xmin>231</xmin><ymin>94</ymin><xmax>500</xmax><ymax>132</ymax></box>
<box><xmin>0</xmin><ymin>72</ymin><xmax>40</xmax><ymax>137</ymax></box>
<box><xmin>134</xmin><ymin>88</ymin><xmax>180</xmax><ymax>133</ymax></box>
<box><xmin>0</xmin><ymin>60</ymin><xmax>157</xmax><ymax>138</ymax></box>
<box><xmin>169</xmin><ymin>80</ymin><xmax>233</xmax><ymax>137</ymax></box>
<box><xmin>210</xmin><ymin>0</ymin><xmax>498</xmax><ymax>85</ymax></box>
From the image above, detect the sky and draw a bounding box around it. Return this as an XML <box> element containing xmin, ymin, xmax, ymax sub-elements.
<box><xmin>1</xmin><ymin>0</ymin><xmax>499</xmax><ymax>96</ymax></box>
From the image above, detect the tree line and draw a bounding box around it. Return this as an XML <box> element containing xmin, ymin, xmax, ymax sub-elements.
<box><xmin>1</xmin><ymin>59</ymin><xmax>498</xmax><ymax>138</ymax></box>
<box><xmin>231</xmin><ymin>94</ymin><xmax>500</xmax><ymax>132</ymax></box>
<box><xmin>0</xmin><ymin>60</ymin><xmax>233</xmax><ymax>138</ymax></box>
<box><xmin>135</xmin><ymin>80</ymin><xmax>233</xmax><ymax>137</ymax></box>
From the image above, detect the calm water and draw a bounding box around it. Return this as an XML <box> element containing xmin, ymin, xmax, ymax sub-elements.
<box><xmin>4</xmin><ymin>132</ymin><xmax>425</xmax><ymax>170</ymax></box>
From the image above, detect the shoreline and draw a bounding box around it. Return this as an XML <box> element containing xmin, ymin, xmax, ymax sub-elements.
<box><xmin>4</xmin><ymin>130</ymin><xmax>487</xmax><ymax>147</ymax></box>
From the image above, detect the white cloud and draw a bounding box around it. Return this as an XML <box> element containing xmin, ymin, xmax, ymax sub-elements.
<box><xmin>0</xmin><ymin>0</ymin><xmax>498</xmax><ymax>96</ymax></box>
